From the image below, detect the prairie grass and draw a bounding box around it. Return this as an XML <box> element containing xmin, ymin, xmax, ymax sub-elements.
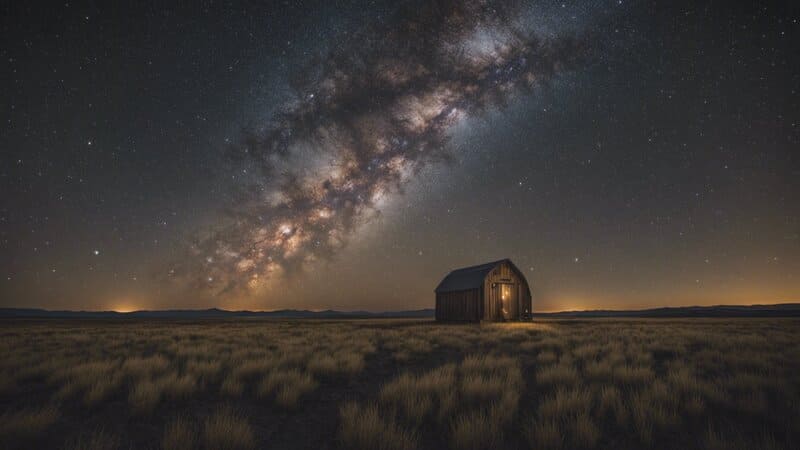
<box><xmin>84</xmin><ymin>372</ymin><xmax>124</xmax><ymax>406</ymax></box>
<box><xmin>449</xmin><ymin>410</ymin><xmax>500</xmax><ymax>450</ymax></box>
<box><xmin>220</xmin><ymin>374</ymin><xmax>244</xmax><ymax>397</ymax></box>
<box><xmin>306</xmin><ymin>350</ymin><xmax>365</xmax><ymax>377</ymax></box>
<box><xmin>525</xmin><ymin>417</ymin><xmax>562</xmax><ymax>449</ymax></box>
<box><xmin>704</xmin><ymin>425</ymin><xmax>781</xmax><ymax>450</ymax></box>
<box><xmin>572</xmin><ymin>414</ymin><xmax>600</xmax><ymax>448</ymax></box>
<box><xmin>129</xmin><ymin>378</ymin><xmax>162</xmax><ymax>415</ymax></box>
<box><xmin>162</xmin><ymin>416</ymin><xmax>196</xmax><ymax>450</ymax></box>
<box><xmin>537</xmin><ymin>387</ymin><xmax>592</xmax><ymax>418</ymax></box>
<box><xmin>583</xmin><ymin>358</ymin><xmax>614</xmax><ymax>381</ymax></box>
<box><xmin>536</xmin><ymin>361</ymin><xmax>580</xmax><ymax>386</ymax></box>
<box><xmin>203</xmin><ymin>408</ymin><xmax>255</xmax><ymax>450</ymax></box>
<box><xmin>159</xmin><ymin>373</ymin><xmax>198</xmax><ymax>399</ymax></box>
<box><xmin>612</xmin><ymin>364</ymin><xmax>654</xmax><ymax>385</ymax></box>
<box><xmin>66</xmin><ymin>429</ymin><xmax>120</xmax><ymax>450</ymax></box>
<box><xmin>257</xmin><ymin>368</ymin><xmax>318</xmax><ymax>408</ymax></box>
<box><xmin>275</xmin><ymin>373</ymin><xmax>317</xmax><ymax>408</ymax></box>
<box><xmin>360</xmin><ymin>354</ymin><xmax>522</xmax><ymax>448</ymax></box>
<box><xmin>0</xmin><ymin>405</ymin><xmax>59</xmax><ymax>443</ymax></box>
<box><xmin>537</xmin><ymin>350</ymin><xmax>558</xmax><ymax>365</ymax></box>
<box><xmin>338</xmin><ymin>402</ymin><xmax>418</xmax><ymax>450</ymax></box>
<box><xmin>1</xmin><ymin>318</ymin><xmax>799</xmax><ymax>449</ymax></box>
<box><xmin>122</xmin><ymin>355</ymin><xmax>170</xmax><ymax>379</ymax></box>
<box><xmin>186</xmin><ymin>359</ymin><xmax>222</xmax><ymax>380</ymax></box>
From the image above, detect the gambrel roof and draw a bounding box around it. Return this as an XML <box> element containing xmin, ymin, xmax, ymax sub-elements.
<box><xmin>435</xmin><ymin>259</ymin><xmax>523</xmax><ymax>293</ymax></box>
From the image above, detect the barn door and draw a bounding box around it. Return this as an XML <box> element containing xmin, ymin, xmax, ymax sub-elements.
<box><xmin>498</xmin><ymin>283</ymin><xmax>517</xmax><ymax>320</ymax></box>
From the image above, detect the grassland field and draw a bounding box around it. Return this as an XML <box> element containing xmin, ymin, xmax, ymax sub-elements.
<box><xmin>0</xmin><ymin>318</ymin><xmax>798</xmax><ymax>449</ymax></box>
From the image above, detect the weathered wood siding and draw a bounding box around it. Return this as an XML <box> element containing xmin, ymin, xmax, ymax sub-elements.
<box><xmin>435</xmin><ymin>289</ymin><xmax>481</xmax><ymax>322</ymax></box>
<box><xmin>483</xmin><ymin>261</ymin><xmax>532</xmax><ymax>321</ymax></box>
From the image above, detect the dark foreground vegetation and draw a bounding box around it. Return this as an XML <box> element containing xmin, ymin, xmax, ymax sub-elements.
<box><xmin>0</xmin><ymin>318</ymin><xmax>798</xmax><ymax>449</ymax></box>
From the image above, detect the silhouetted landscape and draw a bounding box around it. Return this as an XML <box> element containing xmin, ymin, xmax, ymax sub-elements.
<box><xmin>3</xmin><ymin>303</ymin><xmax>799</xmax><ymax>319</ymax></box>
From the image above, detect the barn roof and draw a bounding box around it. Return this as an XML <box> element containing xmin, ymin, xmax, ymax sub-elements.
<box><xmin>435</xmin><ymin>259</ymin><xmax>515</xmax><ymax>293</ymax></box>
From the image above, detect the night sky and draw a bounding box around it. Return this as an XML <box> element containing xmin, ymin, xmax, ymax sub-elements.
<box><xmin>2</xmin><ymin>1</ymin><xmax>798</xmax><ymax>312</ymax></box>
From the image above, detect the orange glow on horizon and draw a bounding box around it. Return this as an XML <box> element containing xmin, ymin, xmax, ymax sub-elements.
<box><xmin>107</xmin><ymin>297</ymin><xmax>146</xmax><ymax>313</ymax></box>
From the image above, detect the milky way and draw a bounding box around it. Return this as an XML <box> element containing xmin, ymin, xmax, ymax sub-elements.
<box><xmin>181</xmin><ymin>0</ymin><xmax>588</xmax><ymax>296</ymax></box>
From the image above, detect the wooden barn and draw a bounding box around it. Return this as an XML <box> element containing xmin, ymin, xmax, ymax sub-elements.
<box><xmin>435</xmin><ymin>259</ymin><xmax>532</xmax><ymax>322</ymax></box>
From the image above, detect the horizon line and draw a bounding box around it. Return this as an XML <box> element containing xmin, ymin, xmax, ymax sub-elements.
<box><xmin>2</xmin><ymin>302</ymin><xmax>799</xmax><ymax>315</ymax></box>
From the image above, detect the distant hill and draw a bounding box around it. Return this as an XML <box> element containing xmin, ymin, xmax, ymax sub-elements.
<box><xmin>0</xmin><ymin>307</ymin><xmax>435</xmax><ymax>319</ymax></box>
<box><xmin>534</xmin><ymin>303</ymin><xmax>800</xmax><ymax>318</ymax></box>
<box><xmin>1</xmin><ymin>303</ymin><xmax>799</xmax><ymax>319</ymax></box>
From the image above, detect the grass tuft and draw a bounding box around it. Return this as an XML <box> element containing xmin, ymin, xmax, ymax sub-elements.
<box><xmin>203</xmin><ymin>408</ymin><xmax>255</xmax><ymax>450</ymax></box>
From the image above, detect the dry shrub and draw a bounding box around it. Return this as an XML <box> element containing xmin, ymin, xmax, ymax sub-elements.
<box><xmin>538</xmin><ymin>387</ymin><xmax>592</xmax><ymax>419</ymax></box>
<box><xmin>159</xmin><ymin>373</ymin><xmax>198</xmax><ymax>399</ymax></box>
<box><xmin>597</xmin><ymin>386</ymin><xmax>627</xmax><ymax>426</ymax></box>
<box><xmin>122</xmin><ymin>355</ymin><xmax>169</xmax><ymax>379</ymax></box>
<box><xmin>339</xmin><ymin>402</ymin><xmax>417</xmax><ymax>450</ymax></box>
<box><xmin>666</xmin><ymin>366</ymin><xmax>698</xmax><ymax>393</ymax></box>
<box><xmin>613</xmin><ymin>364</ymin><xmax>654</xmax><ymax>385</ymax></box>
<box><xmin>536</xmin><ymin>362</ymin><xmax>579</xmax><ymax>386</ymax></box>
<box><xmin>220</xmin><ymin>374</ymin><xmax>244</xmax><ymax>397</ymax></box>
<box><xmin>460</xmin><ymin>355</ymin><xmax>517</xmax><ymax>375</ymax></box>
<box><xmin>258</xmin><ymin>368</ymin><xmax>300</xmax><ymax>395</ymax></box>
<box><xmin>187</xmin><ymin>359</ymin><xmax>222</xmax><ymax>381</ymax></box>
<box><xmin>275</xmin><ymin>373</ymin><xmax>317</xmax><ymax>408</ymax></box>
<box><xmin>380</xmin><ymin>371</ymin><xmax>439</xmax><ymax>423</ymax></box>
<box><xmin>583</xmin><ymin>359</ymin><xmax>614</xmax><ymax>381</ymax></box>
<box><xmin>258</xmin><ymin>369</ymin><xmax>317</xmax><ymax>408</ymax></box>
<box><xmin>629</xmin><ymin>392</ymin><xmax>654</xmax><ymax>444</ymax></box>
<box><xmin>450</xmin><ymin>410</ymin><xmax>500</xmax><ymax>450</ymax></box>
<box><xmin>525</xmin><ymin>418</ymin><xmax>562</xmax><ymax>450</ymax></box>
<box><xmin>461</xmin><ymin>374</ymin><xmax>505</xmax><ymax>402</ymax></box>
<box><xmin>538</xmin><ymin>336</ymin><xmax>565</xmax><ymax>352</ymax></box>
<box><xmin>0</xmin><ymin>372</ymin><xmax>16</xmax><ymax>396</ymax></box>
<box><xmin>306</xmin><ymin>355</ymin><xmax>338</xmax><ymax>375</ymax></box>
<box><xmin>307</xmin><ymin>351</ymin><xmax>365</xmax><ymax>377</ymax></box>
<box><xmin>53</xmin><ymin>360</ymin><xmax>119</xmax><ymax>400</ymax></box>
<box><xmin>684</xmin><ymin>394</ymin><xmax>705</xmax><ymax>416</ymax></box>
<box><xmin>0</xmin><ymin>404</ymin><xmax>59</xmax><ymax>443</ymax></box>
<box><xmin>735</xmin><ymin>390</ymin><xmax>768</xmax><ymax>415</ymax></box>
<box><xmin>129</xmin><ymin>378</ymin><xmax>161</xmax><ymax>415</ymax></box>
<box><xmin>84</xmin><ymin>372</ymin><xmax>124</xmax><ymax>406</ymax></box>
<box><xmin>231</xmin><ymin>359</ymin><xmax>275</xmax><ymax>381</ymax></box>
<box><xmin>572</xmin><ymin>343</ymin><xmax>601</xmax><ymax>360</ymax></box>
<box><xmin>162</xmin><ymin>416</ymin><xmax>195</xmax><ymax>450</ymax></box>
<box><xmin>437</xmin><ymin>389</ymin><xmax>457</xmax><ymax>424</ymax></box>
<box><xmin>66</xmin><ymin>428</ymin><xmax>119</xmax><ymax>450</ymax></box>
<box><xmin>373</xmin><ymin>355</ymin><xmax>522</xmax><ymax>448</ymax></box>
<box><xmin>203</xmin><ymin>408</ymin><xmax>255</xmax><ymax>450</ymax></box>
<box><xmin>386</xmin><ymin>335</ymin><xmax>434</xmax><ymax>362</ymax></box>
<box><xmin>337</xmin><ymin>351</ymin><xmax>366</xmax><ymax>375</ymax></box>
<box><xmin>537</xmin><ymin>350</ymin><xmax>558</xmax><ymax>365</ymax></box>
<box><xmin>704</xmin><ymin>425</ymin><xmax>781</xmax><ymax>450</ymax></box>
<box><xmin>572</xmin><ymin>414</ymin><xmax>600</xmax><ymax>448</ymax></box>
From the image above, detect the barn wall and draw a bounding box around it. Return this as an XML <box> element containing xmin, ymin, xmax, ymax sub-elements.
<box><xmin>435</xmin><ymin>289</ymin><xmax>481</xmax><ymax>322</ymax></box>
<box><xmin>482</xmin><ymin>261</ymin><xmax>532</xmax><ymax>321</ymax></box>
